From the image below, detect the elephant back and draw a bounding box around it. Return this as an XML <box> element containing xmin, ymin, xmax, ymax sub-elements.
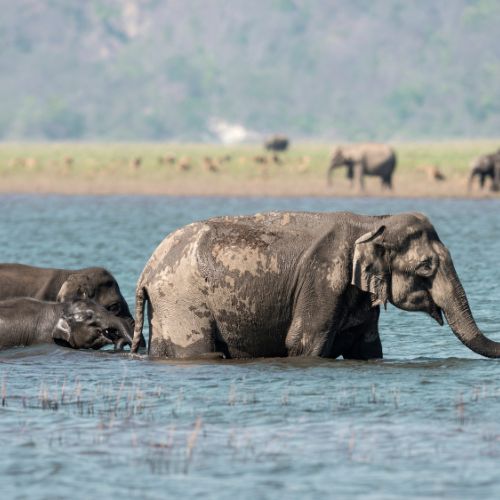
<box><xmin>340</xmin><ymin>143</ymin><xmax>394</xmax><ymax>169</ymax></box>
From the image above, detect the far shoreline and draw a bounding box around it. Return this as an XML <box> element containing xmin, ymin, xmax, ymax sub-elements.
<box><xmin>0</xmin><ymin>177</ymin><xmax>498</xmax><ymax>200</ymax></box>
<box><xmin>1</xmin><ymin>140</ymin><xmax>499</xmax><ymax>200</ymax></box>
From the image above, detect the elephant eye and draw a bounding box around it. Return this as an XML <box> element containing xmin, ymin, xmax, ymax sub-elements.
<box><xmin>416</xmin><ymin>258</ymin><xmax>435</xmax><ymax>277</ymax></box>
<box><xmin>107</xmin><ymin>303</ymin><xmax>120</xmax><ymax>313</ymax></box>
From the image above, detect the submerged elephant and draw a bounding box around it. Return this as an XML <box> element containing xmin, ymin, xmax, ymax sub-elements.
<box><xmin>0</xmin><ymin>298</ymin><xmax>133</xmax><ymax>350</ymax></box>
<box><xmin>327</xmin><ymin>143</ymin><xmax>396</xmax><ymax>190</ymax></box>
<box><xmin>131</xmin><ymin>211</ymin><xmax>500</xmax><ymax>359</ymax></box>
<box><xmin>0</xmin><ymin>264</ymin><xmax>133</xmax><ymax>321</ymax></box>
<box><xmin>468</xmin><ymin>151</ymin><xmax>500</xmax><ymax>191</ymax></box>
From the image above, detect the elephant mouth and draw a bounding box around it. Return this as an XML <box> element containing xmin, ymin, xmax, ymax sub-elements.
<box><xmin>429</xmin><ymin>302</ymin><xmax>444</xmax><ymax>326</ymax></box>
<box><xmin>103</xmin><ymin>328</ymin><xmax>131</xmax><ymax>350</ymax></box>
<box><xmin>53</xmin><ymin>337</ymin><xmax>72</xmax><ymax>349</ymax></box>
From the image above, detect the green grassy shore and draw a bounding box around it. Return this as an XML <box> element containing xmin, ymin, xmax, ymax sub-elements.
<box><xmin>0</xmin><ymin>140</ymin><xmax>498</xmax><ymax>198</ymax></box>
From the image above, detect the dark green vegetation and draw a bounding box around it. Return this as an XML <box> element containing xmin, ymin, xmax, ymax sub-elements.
<box><xmin>1</xmin><ymin>1</ymin><xmax>500</xmax><ymax>141</ymax></box>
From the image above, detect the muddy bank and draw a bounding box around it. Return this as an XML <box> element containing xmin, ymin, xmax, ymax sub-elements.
<box><xmin>0</xmin><ymin>171</ymin><xmax>497</xmax><ymax>199</ymax></box>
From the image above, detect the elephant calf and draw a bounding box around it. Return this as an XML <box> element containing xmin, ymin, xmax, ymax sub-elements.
<box><xmin>0</xmin><ymin>298</ymin><xmax>133</xmax><ymax>350</ymax></box>
<box><xmin>0</xmin><ymin>263</ymin><xmax>144</xmax><ymax>347</ymax></box>
<box><xmin>0</xmin><ymin>263</ymin><xmax>133</xmax><ymax>319</ymax></box>
<box><xmin>132</xmin><ymin>211</ymin><xmax>500</xmax><ymax>360</ymax></box>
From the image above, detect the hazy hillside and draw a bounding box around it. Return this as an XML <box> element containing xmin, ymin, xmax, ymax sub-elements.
<box><xmin>1</xmin><ymin>0</ymin><xmax>500</xmax><ymax>141</ymax></box>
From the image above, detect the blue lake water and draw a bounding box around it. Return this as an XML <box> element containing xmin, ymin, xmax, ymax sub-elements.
<box><xmin>1</xmin><ymin>195</ymin><xmax>500</xmax><ymax>499</ymax></box>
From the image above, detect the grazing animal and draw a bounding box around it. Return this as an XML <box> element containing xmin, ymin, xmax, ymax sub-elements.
<box><xmin>327</xmin><ymin>143</ymin><xmax>396</xmax><ymax>190</ymax></box>
<box><xmin>0</xmin><ymin>298</ymin><xmax>132</xmax><ymax>351</ymax></box>
<box><xmin>253</xmin><ymin>155</ymin><xmax>268</xmax><ymax>164</ymax></box>
<box><xmin>265</xmin><ymin>135</ymin><xmax>289</xmax><ymax>152</ymax></box>
<box><xmin>296</xmin><ymin>156</ymin><xmax>311</xmax><ymax>173</ymax></box>
<box><xmin>418</xmin><ymin>165</ymin><xmax>446</xmax><ymax>182</ymax></box>
<box><xmin>219</xmin><ymin>155</ymin><xmax>232</xmax><ymax>164</ymax></box>
<box><xmin>177</xmin><ymin>157</ymin><xmax>191</xmax><ymax>171</ymax></box>
<box><xmin>25</xmin><ymin>157</ymin><xmax>37</xmax><ymax>170</ymax></box>
<box><xmin>468</xmin><ymin>151</ymin><xmax>500</xmax><ymax>191</ymax></box>
<box><xmin>131</xmin><ymin>211</ymin><xmax>500</xmax><ymax>360</ymax></box>
<box><xmin>130</xmin><ymin>157</ymin><xmax>142</xmax><ymax>170</ymax></box>
<box><xmin>158</xmin><ymin>155</ymin><xmax>176</xmax><ymax>166</ymax></box>
<box><xmin>202</xmin><ymin>157</ymin><xmax>219</xmax><ymax>173</ymax></box>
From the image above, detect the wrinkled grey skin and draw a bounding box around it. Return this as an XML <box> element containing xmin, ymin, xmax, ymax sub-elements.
<box><xmin>264</xmin><ymin>135</ymin><xmax>289</xmax><ymax>152</ymax></box>
<box><xmin>327</xmin><ymin>144</ymin><xmax>396</xmax><ymax>190</ymax></box>
<box><xmin>468</xmin><ymin>151</ymin><xmax>500</xmax><ymax>191</ymax></box>
<box><xmin>0</xmin><ymin>298</ymin><xmax>133</xmax><ymax>350</ymax></box>
<box><xmin>131</xmin><ymin>211</ymin><xmax>500</xmax><ymax>360</ymax></box>
<box><xmin>0</xmin><ymin>262</ymin><xmax>135</xmax><ymax>321</ymax></box>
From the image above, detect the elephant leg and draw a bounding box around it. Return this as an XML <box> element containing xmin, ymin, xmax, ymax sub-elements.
<box><xmin>147</xmin><ymin>290</ymin><xmax>220</xmax><ymax>358</ymax></box>
<box><xmin>330</xmin><ymin>309</ymin><xmax>382</xmax><ymax>360</ymax></box>
<box><xmin>354</xmin><ymin>164</ymin><xmax>365</xmax><ymax>191</ymax></box>
<box><xmin>346</xmin><ymin>164</ymin><xmax>354</xmax><ymax>188</ymax></box>
<box><xmin>492</xmin><ymin>166</ymin><xmax>500</xmax><ymax>191</ymax></box>
<box><xmin>381</xmin><ymin>175</ymin><xmax>392</xmax><ymax>190</ymax></box>
<box><xmin>343</xmin><ymin>332</ymin><xmax>382</xmax><ymax>360</ymax></box>
<box><xmin>285</xmin><ymin>291</ymin><xmax>342</xmax><ymax>357</ymax></box>
<box><xmin>326</xmin><ymin>165</ymin><xmax>335</xmax><ymax>186</ymax></box>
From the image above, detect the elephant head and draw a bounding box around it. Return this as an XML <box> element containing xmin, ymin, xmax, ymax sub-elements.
<box><xmin>327</xmin><ymin>148</ymin><xmax>355</xmax><ymax>184</ymax></box>
<box><xmin>468</xmin><ymin>157</ymin><xmax>488</xmax><ymax>190</ymax></box>
<box><xmin>56</xmin><ymin>268</ymin><xmax>134</xmax><ymax>324</ymax></box>
<box><xmin>330</xmin><ymin>147</ymin><xmax>347</xmax><ymax>168</ymax></box>
<box><xmin>468</xmin><ymin>153</ymin><xmax>500</xmax><ymax>191</ymax></box>
<box><xmin>52</xmin><ymin>300</ymin><xmax>133</xmax><ymax>350</ymax></box>
<box><xmin>352</xmin><ymin>212</ymin><xmax>500</xmax><ymax>358</ymax></box>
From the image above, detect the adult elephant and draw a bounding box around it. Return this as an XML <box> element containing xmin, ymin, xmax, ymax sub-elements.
<box><xmin>0</xmin><ymin>298</ymin><xmax>133</xmax><ymax>350</ymax></box>
<box><xmin>327</xmin><ymin>143</ymin><xmax>396</xmax><ymax>190</ymax></box>
<box><xmin>131</xmin><ymin>211</ymin><xmax>500</xmax><ymax>359</ymax></box>
<box><xmin>468</xmin><ymin>151</ymin><xmax>500</xmax><ymax>191</ymax></box>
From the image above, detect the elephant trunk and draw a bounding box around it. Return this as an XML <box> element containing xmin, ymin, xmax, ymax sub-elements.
<box><xmin>467</xmin><ymin>166</ymin><xmax>480</xmax><ymax>192</ymax></box>
<box><xmin>467</xmin><ymin>170</ymin><xmax>474</xmax><ymax>191</ymax></box>
<box><xmin>433</xmin><ymin>261</ymin><xmax>500</xmax><ymax>358</ymax></box>
<box><xmin>327</xmin><ymin>161</ymin><xmax>342</xmax><ymax>185</ymax></box>
<box><xmin>107</xmin><ymin>316</ymin><xmax>134</xmax><ymax>347</ymax></box>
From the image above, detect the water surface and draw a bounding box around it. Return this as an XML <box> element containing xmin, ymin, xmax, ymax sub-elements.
<box><xmin>1</xmin><ymin>195</ymin><xmax>500</xmax><ymax>499</ymax></box>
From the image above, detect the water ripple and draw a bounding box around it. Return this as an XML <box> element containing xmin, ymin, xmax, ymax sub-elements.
<box><xmin>1</xmin><ymin>195</ymin><xmax>500</xmax><ymax>499</ymax></box>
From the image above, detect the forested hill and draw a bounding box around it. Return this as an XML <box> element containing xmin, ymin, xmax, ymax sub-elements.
<box><xmin>1</xmin><ymin>0</ymin><xmax>500</xmax><ymax>141</ymax></box>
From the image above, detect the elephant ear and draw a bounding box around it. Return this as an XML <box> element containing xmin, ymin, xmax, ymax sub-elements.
<box><xmin>52</xmin><ymin>318</ymin><xmax>72</xmax><ymax>345</ymax></box>
<box><xmin>351</xmin><ymin>225</ymin><xmax>389</xmax><ymax>308</ymax></box>
<box><xmin>56</xmin><ymin>276</ymin><xmax>91</xmax><ymax>302</ymax></box>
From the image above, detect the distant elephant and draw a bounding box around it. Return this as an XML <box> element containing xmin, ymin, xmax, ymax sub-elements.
<box><xmin>468</xmin><ymin>151</ymin><xmax>500</xmax><ymax>191</ymax></box>
<box><xmin>0</xmin><ymin>298</ymin><xmax>133</xmax><ymax>350</ymax></box>
<box><xmin>131</xmin><ymin>211</ymin><xmax>500</xmax><ymax>360</ymax></box>
<box><xmin>264</xmin><ymin>135</ymin><xmax>289</xmax><ymax>152</ymax></box>
<box><xmin>327</xmin><ymin>143</ymin><xmax>396</xmax><ymax>190</ymax></box>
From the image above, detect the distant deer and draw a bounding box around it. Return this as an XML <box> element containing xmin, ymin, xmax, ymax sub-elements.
<box><xmin>418</xmin><ymin>165</ymin><xmax>446</xmax><ymax>182</ymax></box>
<box><xmin>202</xmin><ymin>157</ymin><xmax>219</xmax><ymax>173</ymax></box>
<box><xmin>158</xmin><ymin>154</ymin><xmax>176</xmax><ymax>165</ymax></box>
<box><xmin>130</xmin><ymin>157</ymin><xmax>142</xmax><ymax>171</ymax></box>
<box><xmin>177</xmin><ymin>157</ymin><xmax>191</xmax><ymax>171</ymax></box>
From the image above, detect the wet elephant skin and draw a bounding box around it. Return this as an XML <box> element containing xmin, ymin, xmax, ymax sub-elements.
<box><xmin>132</xmin><ymin>211</ymin><xmax>500</xmax><ymax>360</ymax></box>
<box><xmin>0</xmin><ymin>263</ymin><xmax>134</xmax><ymax>323</ymax></box>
